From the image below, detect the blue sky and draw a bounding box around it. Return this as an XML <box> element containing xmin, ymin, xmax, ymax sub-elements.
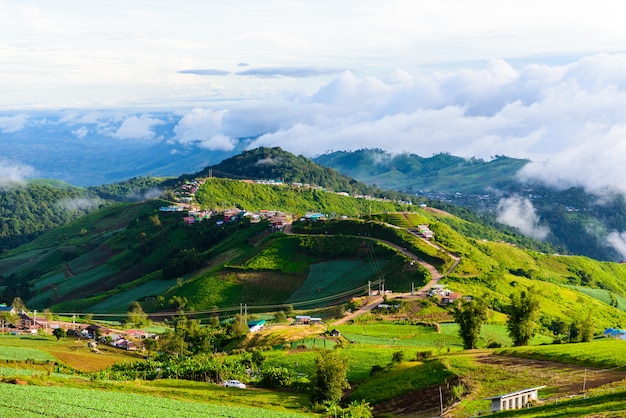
<box><xmin>3</xmin><ymin>1</ymin><xmax>626</xmax><ymax>198</ymax></box>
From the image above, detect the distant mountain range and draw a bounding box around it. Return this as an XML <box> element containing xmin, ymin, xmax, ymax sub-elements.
<box><xmin>313</xmin><ymin>149</ymin><xmax>528</xmax><ymax>194</ymax></box>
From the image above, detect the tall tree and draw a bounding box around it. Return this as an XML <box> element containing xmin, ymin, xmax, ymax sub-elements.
<box><xmin>580</xmin><ymin>310</ymin><xmax>595</xmax><ymax>343</ymax></box>
<box><xmin>507</xmin><ymin>287</ymin><xmax>541</xmax><ymax>346</ymax></box>
<box><xmin>452</xmin><ymin>296</ymin><xmax>488</xmax><ymax>349</ymax></box>
<box><xmin>310</xmin><ymin>349</ymin><xmax>350</xmax><ymax>405</ymax></box>
<box><xmin>10</xmin><ymin>297</ymin><xmax>26</xmax><ymax>312</ymax></box>
<box><xmin>127</xmin><ymin>301</ymin><xmax>148</xmax><ymax>326</ymax></box>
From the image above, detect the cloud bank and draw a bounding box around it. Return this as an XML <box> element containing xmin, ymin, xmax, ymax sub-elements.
<box><xmin>175</xmin><ymin>53</ymin><xmax>626</xmax><ymax>199</ymax></box>
<box><xmin>6</xmin><ymin>53</ymin><xmax>626</xmax><ymax>200</ymax></box>
<box><xmin>496</xmin><ymin>195</ymin><xmax>550</xmax><ymax>240</ymax></box>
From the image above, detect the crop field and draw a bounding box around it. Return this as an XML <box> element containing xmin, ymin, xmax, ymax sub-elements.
<box><xmin>0</xmin><ymin>345</ymin><xmax>56</xmax><ymax>362</ymax></box>
<box><xmin>286</xmin><ymin>260</ymin><xmax>383</xmax><ymax>303</ymax></box>
<box><xmin>0</xmin><ymin>335</ymin><xmax>142</xmax><ymax>372</ymax></box>
<box><xmin>0</xmin><ymin>249</ymin><xmax>48</xmax><ymax>277</ymax></box>
<box><xmin>0</xmin><ymin>383</ymin><xmax>313</xmax><ymax>418</ymax></box>
<box><xmin>240</xmin><ymin>237</ymin><xmax>312</xmax><ymax>273</ymax></box>
<box><xmin>88</xmin><ymin>278</ymin><xmax>178</xmax><ymax>312</ymax></box>
<box><xmin>497</xmin><ymin>338</ymin><xmax>626</xmax><ymax>368</ymax></box>
<box><xmin>32</xmin><ymin>272</ymin><xmax>65</xmax><ymax>291</ymax></box>
<box><xmin>567</xmin><ymin>285</ymin><xmax>626</xmax><ymax>312</ymax></box>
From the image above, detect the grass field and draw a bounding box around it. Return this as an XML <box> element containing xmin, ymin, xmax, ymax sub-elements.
<box><xmin>347</xmin><ymin>358</ymin><xmax>456</xmax><ymax>404</ymax></box>
<box><xmin>263</xmin><ymin>345</ymin><xmax>426</xmax><ymax>382</ymax></box>
<box><xmin>497</xmin><ymin>338</ymin><xmax>626</xmax><ymax>369</ymax></box>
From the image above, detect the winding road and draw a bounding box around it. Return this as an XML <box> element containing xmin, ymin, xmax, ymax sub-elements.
<box><xmin>282</xmin><ymin>221</ymin><xmax>461</xmax><ymax>325</ymax></box>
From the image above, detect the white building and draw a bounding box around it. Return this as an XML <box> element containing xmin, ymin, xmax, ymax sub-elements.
<box><xmin>485</xmin><ymin>386</ymin><xmax>545</xmax><ymax>412</ymax></box>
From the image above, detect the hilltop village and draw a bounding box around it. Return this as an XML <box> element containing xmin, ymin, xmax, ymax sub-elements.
<box><xmin>160</xmin><ymin>177</ymin><xmax>416</xmax><ymax>228</ymax></box>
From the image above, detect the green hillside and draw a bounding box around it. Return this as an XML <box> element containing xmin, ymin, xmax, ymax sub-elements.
<box><xmin>312</xmin><ymin>149</ymin><xmax>528</xmax><ymax>193</ymax></box>
<box><xmin>2</xmin><ymin>172</ymin><xmax>626</xmax><ymax>417</ymax></box>
<box><xmin>0</xmin><ymin>175</ymin><xmax>625</xmax><ymax>336</ymax></box>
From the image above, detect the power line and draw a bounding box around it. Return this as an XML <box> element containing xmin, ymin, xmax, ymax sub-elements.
<box><xmin>52</xmin><ymin>282</ymin><xmax>375</xmax><ymax>319</ymax></box>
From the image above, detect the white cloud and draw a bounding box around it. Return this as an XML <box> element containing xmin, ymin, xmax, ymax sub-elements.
<box><xmin>197</xmin><ymin>134</ymin><xmax>237</xmax><ymax>151</ymax></box>
<box><xmin>113</xmin><ymin>114</ymin><xmax>164</xmax><ymax>140</ymax></box>
<box><xmin>607</xmin><ymin>231</ymin><xmax>626</xmax><ymax>260</ymax></box>
<box><xmin>174</xmin><ymin>108</ymin><xmax>226</xmax><ymax>144</ymax></box>
<box><xmin>0</xmin><ymin>158</ymin><xmax>36</xmax><ymax>189</ymax></box>
<box><xmin>72</xmin><ymin>126</ymin><xmax>89</xmax><ymax>138</ymax></box>
<box><xmin>496</xmin><ymin>195</ymin><xmax>550</xmax><ymax>240</ymax></box>
<box><xmin>0</xmin><ymin>114</ymin><xmax>28</xmax><ymax>133</ymax></box>
<box><xmin>55</xmin><ymin>197</ymin><xmax>101</xmax><ymax>212</ymax></box>
<box><xmin>173</xmin><ymin>108</ymin><xmax>237</xmax><ymax>149</ymax></box>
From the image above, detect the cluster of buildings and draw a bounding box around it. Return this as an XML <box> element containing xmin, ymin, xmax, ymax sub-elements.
<box><xmin>427</xmin><ymin>285</ymin><xmax>463</xmax><ymax>305</ymax></box>
<box><xmin>416</xmin><ymin>224</ymin><xmax>434</xmax><ymax>239</ymax></box>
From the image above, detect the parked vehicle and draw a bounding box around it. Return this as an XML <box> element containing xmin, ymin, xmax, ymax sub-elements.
<box><xmin>223</xmin><ymin>379</ymin><xmax>246</xmax><ymax>389</ymax></box>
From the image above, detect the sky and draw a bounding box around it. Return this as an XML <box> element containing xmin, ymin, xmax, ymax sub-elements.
<box><xmin>4</xmin><ymin>1</ymin><xmax>626</xmax><ymax>243</ymax></box>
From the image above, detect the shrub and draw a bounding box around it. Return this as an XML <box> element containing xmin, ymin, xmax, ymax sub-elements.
<box><xmin>370</xmin><ymin>365</ymin><xmax>386</xmax><ymax>376</ymax></box>
<box><xmin>392</xmin><ymin>350</ymin><xmax>405</xmax><ymax>363</ymax></box>
<box><xmin>259</xmin><ymin>366</ymin><xmax>292</xmax><ymax>388</ymax></box>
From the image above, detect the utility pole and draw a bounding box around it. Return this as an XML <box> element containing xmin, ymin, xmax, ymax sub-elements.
<box><xmin>439</xmin><ymin>386</ymin><xmax>444</xmax><ymax>416</ymax></box>
<box><xmin>368</xmin><ymin>281</ymin><xmax>371</xmax><ymax>297</ymax></box>
<box><xmin>583</xmin><ymin>368</ymin><xmax>587</xmax><ymax>392</ymax></box>
<box><xmin>411</xmin><ymin>282</ymin><xmax>414</xmax><ymax>296</ymax></box>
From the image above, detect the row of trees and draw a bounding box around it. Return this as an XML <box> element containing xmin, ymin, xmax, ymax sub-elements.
<box><xmin>452</xmin><ymin>287</ymin><xmax>595</xmax><ymax>350</ymax></box>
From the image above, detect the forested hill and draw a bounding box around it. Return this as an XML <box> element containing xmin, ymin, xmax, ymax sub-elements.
<box><xmin>198</xmin><ymin>147</ymin><xmax>411</xmax><ymax>202</ymax></box>
<box><xmin>312</xmin><ymin>148</ymin><xmax>529</xmax><ymax>193</ymax></box>
<box><xmin>0</xmin><ymin>177</ymin><xmax>167</xmax><ymax>252</ymax></box>
<box><xmin>0</xmin><ymin>183</ymin><xmax>89</xmax><ymax>251</ymax></box>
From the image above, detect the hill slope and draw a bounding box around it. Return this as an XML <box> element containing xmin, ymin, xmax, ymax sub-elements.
<box><xmin>0</xmin><ymin>176</ymin><xmax>625</xmax><ymax>335</ymax></box>
<box><xmin>313</xmin><ymin>149</ymin><xmax>528</xmax><ymax>193</ymax></box>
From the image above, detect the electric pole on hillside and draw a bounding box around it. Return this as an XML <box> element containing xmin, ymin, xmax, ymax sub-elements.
<box><xmin>368</xmin><ymin>281</ymin><xmax>371</xmax><ymax>297</ymax></box>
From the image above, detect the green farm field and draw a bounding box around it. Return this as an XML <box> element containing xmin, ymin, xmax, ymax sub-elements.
<box><xmin>287</xmin><ymin>260</ymin><xmax>384</xmax><ymax>304</ymax></box>
<box><xmin>0</xmin><ymin>335</ymin><xmax>143</xmax><ymax>372</ymax></box>
<box><xmin>0</xmin><ymin>381</ymin><xmax>314</xmax><ymax>418</ymax></box>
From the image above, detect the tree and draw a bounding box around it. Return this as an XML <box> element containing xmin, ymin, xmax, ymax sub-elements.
<box><xmin>10</xmin><ymin>297</ymin><xmax>26</xmax><ymax>312</ymax></box>
<box><xmin>273</xmin><ymin>311</ymin><xmax>287</xmax><ymax>323</ymax></box>
<box><xmin>310</xmin><ymin>349</ymin><xmax>350</xmax><ymax>405</ymax></box>
<box><xmin>507</xmin><ymin>288</ymin><xmax>541</xmax><ymax>346</ymax></box>
<box><xmin>452</xmin><ymin>297</ymin><xmax>488</xmax><ymax>349</ymax></box>
<box><xmin>52</xmin><ymin>327</ymin><xmax>66</xmax><ymax>341</ymax></box>
<box><xmin>230</xmin><ymin>314</ymin><xmax>248</xmax><ymax>338</ymax></box>
<box><xmin>127</xmin><ymin>301</ymin><xmax>148</xmax><ymax>326</ymax></box>
<box><xmin>580</xmin><ymin>310</ymin><xmax>595</xmax><ymax>343</ymax></box>
<box><xmin>143</xmin><ymin>337</ymin><xmax>158</xmax><ymax>357</ymax></box>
